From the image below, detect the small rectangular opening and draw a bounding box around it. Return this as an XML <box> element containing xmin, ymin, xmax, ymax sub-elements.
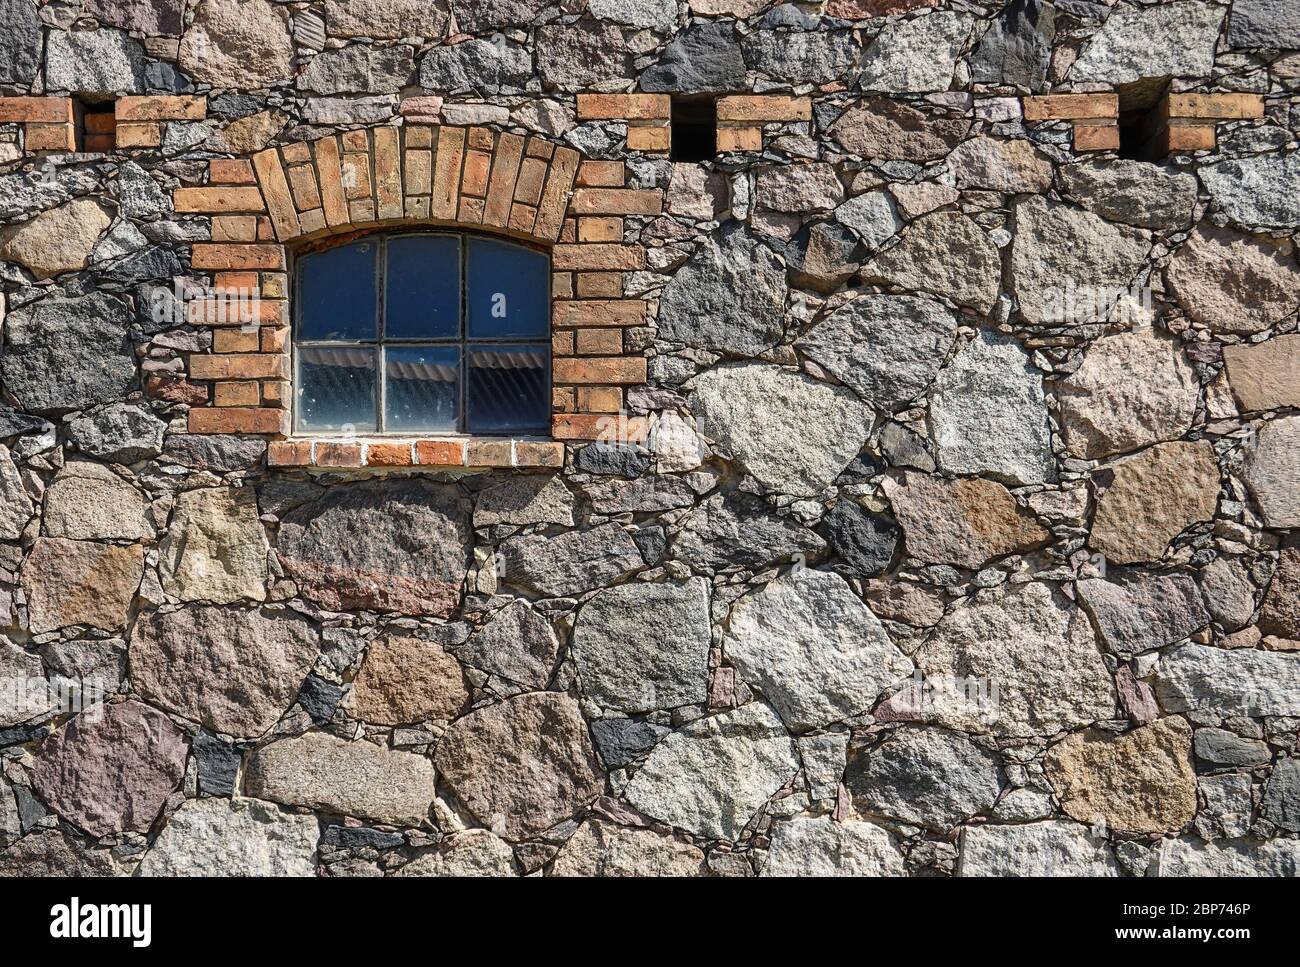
<box><xmin>670</xmin><ymin>95</ymin><xmax>716</xmax><ymax>163</ymax></box>
<box><xmin>77</xmin><ymin>99</ymin><xmax>116</xmax><ymax>153</ymax></box>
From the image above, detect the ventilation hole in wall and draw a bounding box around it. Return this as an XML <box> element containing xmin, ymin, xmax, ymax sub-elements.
<box><xmin>77</xmin><ymin>99</ymin><xmax>116</xmax><ymax>153</ymax></box>
<box><xmin>1116</xmin><ymin>112</ymin><xmax>1150</xmax><ymax>160</ymax></box>
<box><xmin>670</xmin><ymin>95</ymin><xmax>717</xmax><ymax>162</ymax></box>
<box><xmin>1115</xmin><ymin>79</ymin><xmax>1170</xmax><ymax>161</ymax></box>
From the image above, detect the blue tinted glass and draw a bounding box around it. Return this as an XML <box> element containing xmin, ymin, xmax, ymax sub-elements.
<box><xmin>297</xmin><ymin>346</ymin><xmax>377</xmax><ymax>432</ymax></box>
<box><xmin>385</xmin><ymin>235</ymin><xmax>460</xmax><ymax>340</ymax></box>
<box><xmin>466</xmin><ymin>344</ymin><xmax>549</xmax><ymax>434</ymax></box>
<box><xmin>298</xmin><ymin>240</ymin><xmax>377</xmax><ymax>340</ymax></box>
<box><xmin>467</xmin><ymin>238</ymin><xmax>549</xmax><ymax>339</ymax></box>
<box><xmin>385</xmin><ymin>346</ymin><xmax>458</xmax><ymax>433</ymax></box>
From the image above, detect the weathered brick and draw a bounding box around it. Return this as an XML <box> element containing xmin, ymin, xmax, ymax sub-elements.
<box><xmin>251</xmin><ymin>148</ymin><xmax>301</xmax><ymax>240</ymax></box>
<box><xmin>174</xmin><ymin>187</ymin><xmax>267</xmax><ymax>214</ymax></box>
<box><xmin>576</xmin><ymin>272</ymin><xmax>623</xmax><ymax>298</ymax></box>
<box><xmin>534</xmin><ymin>146</ymin><xmax>580</xmax><ymax>242</ymax></box>
<box><xmin>577</xmin><ymin>386</ymin><xmax>623</xmax><ymax>413</ymax></box>
<box><xmin>26</xmin><ymin>123</ymin><xmax>77</xmax><ymax>152</ymax></box>
<box><xmin>553</xmin><ymin>330</ymin><xmax>575</xmax><ymax>356</ymax></box>
<box><xmin>286</xmin><ymin>165</ymin><xmax>322</xmax><ymax>212</ymax></box>
<box><xmin>190</xmin><ymin>353</ymin><xmax>290</xmax><ymax>381</ymax></box>
<box><xmin>553</xmin><ymin>300</ymin><xmax>645</xmax><ymax>327</ymax></box>
<box><xmin>366</xmin><ymin>442</ymin><xmax>414</xmax><ymax>467</ymax></box>
<box><xmin>341</xmin><ymin>152</ymin><xmax>372</xmax><ymax>200</ymax></box>
<box><xmin>210</xmin><ymin>159</ymin><xmax>256</xmax><ymax>185</ymax></box>
<box><xmin>405</xmin><ymin>148</ymin><xmax>433</xmax><ymax>198</ymax></box>
<box><xmin>553</xmin><ymin>243</ymin><xmax>645</xmax><ymax>271</ymax></box>
<box><xmin>373</xmin><ymin>125</ymin><xmax>403</xmax><ymax>220</ymax></box>
<box><xmin>515</xmin><ymin>157</ymin><xmax>548</xmax><ymax>206</ymax></box>
<box><xmin>268</xmin><ymin>440</ymin><xmax>312</xmax><ymax>467</ymax></box>
<box><xmin>114</xmin><ymin>122</ymin><xmax>160</xmax><ymax>148</ymax></box>
<box><xmin>467</xmin><ymin>439</ymin><xmax>513</xmax><ymax>467</ymax></box>
<box><xmin>461</xmin><ymin>150</ymin><xmax>491</xmax><ymax>198</ymax></box>
<box><xmin>514</xmin><ymin>441</ymin><xmax>565</xmax><ymax>468</ymax></box>
<box><xmin>431</xmin><ymin>126</ymin><xmax>466</xmax><ymax>220</ymax></box>
<box><xmin>1023</xmin><ymin>93</ymin><xmax>1118</xmax><ymax>121</ymax></box>
<box><xmin>192</xmin><ymin>244</ymin><xmax>286</xmax><ymax>271</ymax></box>
<box><xmin>214</xmin><ymin>380</ymin><xmax>261</xmax><ymax>407</ymax></box>
<box><xmin>261</xmin><ymin>379</ymin><xmax>289</xmax><ymax>407</ymax></box>
<box><xmin>212</xmin><ymin>328</ymin><xmax>260</xmax><ymax>353</ymax></box>
<box><xmin>717</xmin><ymin>126</ymin><xmax>761</xmax><ymax>152</ymax></box>
<box><xmin>627</xmin><ymin>124</ymin><xmax>671</xmax><ymax>152</ymax></box>
<box><xmin>415</xmin><ymin>439</ymin><xmax>466</xmax><ymax>466</ymax></box>
<box><xmin>576</xmin><ymin>93</ymin><xmax>671</xmax><ymax>120</ymax></box>
<box><xmin>1152</xmin><ymin>123</ymin><xmax>1215</xmax><ymax>154</ymax></box>
<box><xmin>483</xmin><ymin>133</ymin><xmax>525</xmax><ymax>229</ymax></box>
<box><xmin>115</xmin><ymin>95</ymin><xmax>206</xmax><ymax>121</ymax></box>
<box><xmin>509</xmin><ymin>203</ymin><xmax>539</xmax><ymax>233</ymax></box>
<box><xmin>553</xmin><ymin>356</ymin><xmax>647</xmax><ymax>385</ymax></box>
<box><xmin>717</xmin><ymin>95</ymin><xmax>812</xmax><ymax>122</ymax></box>
<box><xmin>315</xmin><ymin>442</ymin><xmax>362</xmax><ymax>468</ymax></box>
<box><xmin>577</xmin><ymin>160</ymin><xmax>625</xmax><ymax>188</ymax></box>
<box><xmin>552</xmin><ymin>412</ymin><xmax>648</xmax><ymax>442</ymax></box>
<box><xmin>1073</xmin><ymin>122</ymin><xmax>1121</xmax><ymax>152</ymax></box>
<box><xmin>188</xmin><ymin>407</ymin><xmax>287</xmax><ymax>434</ymax></box>
<box><xmin>211</xmin><ymin>215</ymin><xmax>259</xmax><ymax>243</ymax></box>
<box><xmin>579</xmin><ymin>216</ymin><xmax>622</xmax><ymax>242</ymax></box>
<box><xmin>0</xmin><ymin>97</ymin><xmax>73</xmax><ymax>123</ymax></box>
<box><xmin>575</xmin><ymin>329</ymin><xmax>623</xmax><ymax>355</ymax></box>
<box><xmin>314</xmin><ymin>136</ymin><xmax>350</xmax><ymax>228</ymax></box>
<box><xmin>1163</xmin><ymin>93</ymin><xmax>1265</xmax><ymax>120</ymax></box>
<box><xmin>405</xmin><ymin>123</ymin><xmax>435</xmax><ymax>148</ymax></box>
<box><xmin>281</xmin><ymin>142</ymin><xmax>312</xmax><ymax>165</ymax></box>
<box><xmin>570</xmin><ymin>188</ymin><xmax>662</xmax><ymax>216</ymax></box>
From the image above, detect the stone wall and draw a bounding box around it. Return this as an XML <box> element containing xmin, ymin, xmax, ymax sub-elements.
<box><xmin>1</xmin><ymin>0</ymin><xmax>1299</xmax><ymax>877</ymax></box>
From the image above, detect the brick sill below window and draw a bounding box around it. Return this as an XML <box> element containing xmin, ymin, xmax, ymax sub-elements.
<box><xmin>268</xmin><ymin>437</ymin><xmax>563</xmax><ymax>470</ymax></box>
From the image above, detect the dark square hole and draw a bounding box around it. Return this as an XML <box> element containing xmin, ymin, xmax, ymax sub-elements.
<box><xmin>670</xmin><ymin>95</ymin><xmax>716</xmax><ymax>163</ymax></box>
<box><xmin>77</xmin><ymin>100</ymin><xmax>116</xmax><ymax>153</ymax></box>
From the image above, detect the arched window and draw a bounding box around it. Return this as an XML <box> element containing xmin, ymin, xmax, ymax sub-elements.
<box><xmin>293</xmin><ymin>232</ymin><xmax>551</xmax><ymax>436</ymax></box>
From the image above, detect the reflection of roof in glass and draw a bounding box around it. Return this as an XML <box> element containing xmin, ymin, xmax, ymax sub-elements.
<box><xmin>299</xmin><ymin>346</ymin><xmax>545</xmax><ymax>383</ymax></box>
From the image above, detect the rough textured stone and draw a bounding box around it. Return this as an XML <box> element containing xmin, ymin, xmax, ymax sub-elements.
<box><xmin>1069</xmin><ymin>1</ymin><xmax>1224</xmax><ymax>88</ymax></box>
<box><xmin>1243</xmin><ymin>415</ymin><xmax>1300</xmax><ymax>528</ymax></box>
<box><xmin>865</xmin><ymin>212</ymin><xmax>1001</xmax><ymax>313</ymax></box>
<box><xmin>138</xmin><ymin>797</ymin><xmax>318</xmax><ymax>876</ymax></box>
<box><xmin>180</xmin><ymin>0</ymin><xmax>295</xmax><ymax>88</ymax></box>
<box><xmin>1167</xmin><ymin>227</ymin><xmax>1300</xmax><ymax>335</ymax></box>
<box><xmin>1151</xmin><ymin>837</ymin><xmax>1300</xmax><ymax>876</ymax></box>
<box><xmin>419</xmin><ymin>37</ymin><xmax>531</xmax><ymax>94</ymax></box>
<box><xmin>1199</xmin><ymin>154</ymin><xmax>1300</xmax><ymax>228</ymax></box>
<box><xmin>298</xmin><ymin>43</ymin><xmax>414</xmax><ymax>95</ymax></box>
<box><xmin>1058</xmin><ymin>328</ymin><xmax>1199</xmax><ymax>459</ymax></box>
<box><xmin>1199</xmin><ymin>557</ymin><xmax>1257</xmax><ymax>633</ymax></box>
<box><xmin>589</xmin><ymin>0</ymin><xmax>678</xmax><ymax>30</ymax></box>
<box><xmin>1045</xmin><ymin>717</ymin><xmax>1196</xmax><ymax>833</ymax></box>
<box><xmin>930</xmin><ymin>331</ymin><xmax>1056</xmax><ymax>486</ymax></box>
<box><xmin>1010</xmin><ymin>196</ymin><xmax>1150</xmax><ymax>326</ymax></box>
<box><xmin>1059</xmin><ymin>159</ymin><xmax>1197</xmax><ymax>231</ymax></box>
<box><xmin>848</xmin><ymin>727</ymin><xmax>1002</xmax><ymax>831</ymax></box>
<box><xmin>498</xmin><ymin>522</ymin><xmax>643</xmax><ymax>598</ymax></box>
<box><xmin>671</xmin><ymin>492</ymin><xmax>826</xmax><ymax>573</ymax></box>
<box><xmin>726</xmin><ymin>568</ymin><xmax>913</xmax><ymax>732</ymax></box>
<box><xmin>1230</xmin><ymin>0</ymin><xmax>1300</xmax><ymax>48</ymax></box>
<box><xmin>762</xmin><ymin>816</ymin><xmax>905</xmax><ymax>876</ymax></box>
<box><xmin>160</xmin><ymin>487</ymin><xmax>268</xmax><ymax>604</ymax></box>
<box><xmin>2</xmin><ymin>294</ymin><xmax>136</xmax><ymax>415</ymax></box>
<box><xmin>246</xmin><ymin>731</ymin><xmax>434</xmax><ymax>826</ymax></box>
<box><xmin>1091</xmin><ymin>441</ymin><xmax>1219</xmax><ymax>564</ymax></box>
<box><xmin>882</xmin><ymin>472</ymin><xmax>1049</xmax><ymax>570</ymax></box>
<box><xmin>949</xmin><ymin>136</ymin><xmax>1053</xmax><ymax>193</ymax></box>
<box><xmin>690</xmin><ymin>364</ymin><xmax>873</xmax><ymax>497</ymax></box>
<box><xmin>451</xmin><ymin>600</ymin><xmax>559</xmax><ymax>690</ymax></box>
<box><xmin>43</xmin><ymin>462</ymin><xmax>152</xmax><ymax>541</ymax></box>
<box><xmin>161</xmin><ymin>434</ymin><xmax>267</xmax><ymax>472</ymax></box>
<box><xmin>590</xmin><ymin>717</ymin><xmax>669</xmax><ymax>768</ymax></box>
<box><xmin>277</xmin><ymin>480</ymin><xmax>471</xmax><ymax>615</ymax></box>
<box><xmin>834</xmin><ymin>191</ymin><xmax>902</xmax><ymax>251</ymax></box>
<box><xmin>1259</xmin><ymin>543</ymin><xmax>1300</xmax><ymax>640</ymax></box>
<box><xmin>959</xmin><ymin>821</ymin><xmax>1121</xmax><ymax>876</ymax></box>
<box><xmin>859</xmin><ymin>12</ymin><xmax>972</xmax><ymax>93</ymax></box>
<box><xmin>797</xmin><ymin>295</ymin><xmax>956</xmax><ymax>409</ymax></box>
<box><xmin>742</xmin><ymin>29</ymin><xmax>861</xmax><ymax>85</ymax></box>
<box><xmin>624</xmin><ymin>702</ymin><xmax>799</xmax><ymax>840</ymax></box>
<box><xmin>642</xmin><ymin>22</ymin><xmax>746</xmax><ymax>92</ymax></box>
<box><xmin>575</xmin><ymin>579</ymin><xmax>711</xmax><ymax>713</ymax></box>
<box><xmin>970</xmin><ymin>0</ymin><xmax>1055</xmax><ymax>89</ymax></box>
<box><xmin>551</xmin><ymin>820</ymin><xmax>706</xmax><ymax>876</ymax></box>
<box><xmin>397</xmin><ymin>830</ymin><xmax>517</xmax><ymax>876</ymax></box>
<box><xmin>1</xmin><ymin>637</ymin><xmax>51</xmax><ymax>727</ymax></box>
<box><xmin>86</xmin><ymin>0</ymin><xmax>186</xmax><ymax>35</ymax></box>
<box><xmin>0</xmin><ymin>445</ymin><xmax>34</xmax><ymax>541</ymax></box>
<box><xmin>23</xmin><ymin>538</ymin><xmax>142</xmax><ymax>634</ymax></box>
<box><xmin>1194</xmin><ymin>727</ymin><xmax>1271</xmax><ymax>770</ymax></box>
<box><xmin>833</xmin><ymin>99</ymin><xmax>970</xmax><ymax>162</ymax></box>
<box><xmin>434</xmin><ymin>693</ymin><xmax>603</xmax><ymax>839</ymax></box>
<box><xmin>914</xmin><ymin>583</ymin><xmax>1115</xmax><ymax>736</ymax></box>
<box><xmin>1262</xmin><ymin>758</ymin><xmax>1300</xmax><ymax>832</ymax></box>
<box><xmin>0</xmin><ymin>199</ymin><xmax>112</xmax><ymax>280</ymax></box>
<box><xmin>0</xmin><ymin>0</ymin><xmax>41</xmax><ymax>84</ymax></box>
<box><xmin>67</xmin><ymin>403</ymin><xmax>166</xmax><ymax>464</ymax></box>
<box><xmin>449</xmin><ymin>0</ymin><xmax>544</xmax><ymax>34</ymax></box>
<box><xmin>784</xmin><ymin>222</ymin><xmax>859</xmax><ymax>294</ymax></box>
<box><xmin>352</xmin><ymin>636</ymin><xmax>468</xmax><ymax>725</ymax></box>
<box><xmin>474</xmin><ymin>474</ymin><xmax>574</xmax><ymax>527</ymax></box>
<box><xmin>45</xmin><ymin>27</ymin><xmax>145</xmax><ymax>95</ymax></box>
<box><xmin>657</xmin><ymin>227</ymin><xmax>786</xmax><ymax>357</ymax></box>
<box><xmin>1224</xmin><ymin>335</ymin><xmax>1300</xmax><ymax>413</ymax></box>
<box><xmin>1154</xmin><ymin>644</ymin><xmax>1300</xmax><ymax>717</ymax></box>
<box><xmin>536</xmin><ymin>21</ymin><xmax>635</xmax><ymax>90</ymax></box>
<box><xmin>823</xmin><ymin>500</ymin><xmax>898</xmax><ymax>577</ymax></box>
<box><xmin>131</xmin><ymin>605</ymin><xmax>320</xmax><ymax>739</ymax></box>
<box><xmin>1077</xmin><ymin>570</ymin><xmax>1211</xmax><ymax>659</ymax></box>
<box><xmin>31</xmin><ymin>701</ymin><xmax>187</xmax><ymax>837</ymax></box>
<box><xmin>0</xmin><ymin>829</ymin><xmax>121</xmax><ymax>877</ymax></box>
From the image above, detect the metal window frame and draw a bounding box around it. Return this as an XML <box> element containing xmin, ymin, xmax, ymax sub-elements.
<box><xmin>292</xmin><ymin>230</ymin><xmax>552</xmax><ymax>437</ymax></box>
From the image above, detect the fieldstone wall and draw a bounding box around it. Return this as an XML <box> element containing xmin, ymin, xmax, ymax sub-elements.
<box><xmin>1</xmin><ymin>0</ymin><xmax>1299</xmax><ymax>877</ymax></box>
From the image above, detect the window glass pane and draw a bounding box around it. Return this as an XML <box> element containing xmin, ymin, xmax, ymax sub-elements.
<box><xmin>298</xmin><ymin>240</ymin><xmax>378</xmax><ymax>341</ymax></box>
<box><xmin>467</xmin><ymin>238</ymin><xmax>549</xmax><ymax>339</ymax></box>
<box><xmin>385</xmin><ymin>235</ymin><xmax>461</xmax><ymax>340</ymax></box>
<box><xmin>466</xmin><ymin>344</ymin><xmax>549</xmax><ymax>434</ymax></box>
<box><xmin>385</xmin><ymin>346</ymin><xmax>459</xmax><ymax>433</ymax></box>
<box><xmin>297</xmin><ymin>346</ymin><xmax>377</xmax><ymax>432</ymax></box>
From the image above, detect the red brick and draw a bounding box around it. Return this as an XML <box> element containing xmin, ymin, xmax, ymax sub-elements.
<box><xmin>315</xmin><ymin>442</ymin><xmax>362</xmax><ymax>467</ymax></box>
<box><xmin>1023</xmin><ymin>93</ymin><xmax>1118</xmax><ymax>122</ymax></box>
<box><xmin>115</xmin><ymin>95</ymin><xmax>206</xmax><ymax>121</ymax></box>
<box><xmin>210</xmin><ymin>159</ymin><xmax>256</xmax><ymax>185</ymax></box>
<box><xmin>717</xmin><ymin>95</ymin><xmax>812</xmax><ymax>122</ymax></box>
<box><xmin>0</xmin><ymin>97</ymin><xmax>73</xmax><ymax>123</ymax></box>
<box><xmin>552</xmin><ymin>412</ymin><xmax>648</xmax><ymax>442</ymax></box>
<box><xmin>466</xmin><ymin>439</ymin><xmax>513</xmax><ymax>467</ymax></box>
<box><xmin>552</xmin><ymin>244</ymin><xmax>645</xmax><ymax>271</ymax></box>
<box><xmin>553</xmin><ymin>300</ymin><xmax>646</xmax><ymax>327</ymax></box>
<box><xmin>553</xmin><ymin>356</ymin><xmax>646</xmax><ymax>385</ymax></box>
<box><xmin>174</xmin><ymin>187</ymin><xmax>267</xmax><ymax>213</ymax></box>
<box><xmin>188</xmin><ymin>407</ymin><xmax>287</xmax><ymax>434</ymax></box>
<box><xmin>415</xmin><ymin>439</ymin><xmax>466</xmax><ymax>466</ymax></box>
<box><xmin>268</xmin><ymin>440</ymin><xmax>312</xmax><ymax>466</ymax></box>
<box><xmin>576</xmin><ymin>161</ymin><xmax>625</xmax><ymax>188</ymax></box>
<box><xmin>514</xmin><ymin>442</ymin><xmax>565</xmax><ymax>468</ymax></box>
<box><xmin>190</xmin><ymin>353</ymin><xmax>289</xmax><ymax>380</ymax></box>
<box><xmin>191</xmin><ymin>244</ymin><xmax>285</xmax><ymax>270</ymax></box>
<box><xmin>576</xmin><ymin>93</ymin><xmax>671</xmax><ymax>120</ymax></box>
<box><xmin>366</xmin><ymin>442</ymin><xmax>414</xmax><ymax>467</ymax></box>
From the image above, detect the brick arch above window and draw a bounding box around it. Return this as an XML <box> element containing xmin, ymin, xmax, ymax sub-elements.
<box><xmin>174</xmin><ymin>123</ymin><xmax>658</xmax><ymax>469</ymax></box>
